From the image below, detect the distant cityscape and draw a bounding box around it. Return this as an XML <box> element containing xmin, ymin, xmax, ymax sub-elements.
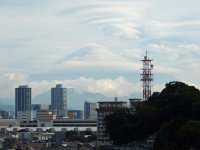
<box><xmin>0</xmin><ymin>83</ymin><xmax>100</xmax><ymax>149</ymax></box>
<box><xmin>12</xmin><ymin>84</ymin><xmax>99</xmax><ymax>122</ymax></box>
<box><xmin>0</xmin><ymin>82</ymin><xmax>142</xmax><ymax>149</ymax></box>
<box><xmin>0</xmin><ymin>82</ymin><xmax>146</xmax><ymax>149</ymax></box>
<box><xmin>0</xmin><ymin>0</ymin><xmax>198</xmax><ymax>149</ymax></box>
<box><xmin>0</xmin><ymin>52</ymin><xmax>154</xmax><ymax>149</ymax></box>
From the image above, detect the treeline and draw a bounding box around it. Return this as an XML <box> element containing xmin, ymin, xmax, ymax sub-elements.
<box><xmin>104</xmin><ymin>81</ymin><xmax>200</xmax><ymax>149</ymax></box>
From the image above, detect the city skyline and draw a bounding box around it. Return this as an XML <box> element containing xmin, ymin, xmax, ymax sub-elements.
<box><xmin>0</xmin><ymin>0</ymin><xmax>200</xmax><ymax>104</ymax></box>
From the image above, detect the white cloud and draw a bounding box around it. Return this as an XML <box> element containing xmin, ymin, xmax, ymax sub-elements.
<box><xmin>0</xmin><ymin>73</ymin><xmax>141</xmax><ymax>100</ymax></box>
<box><xmin>72</xmin><ymin>2</ymin><xmax>148</xmax><ymax>39</ymax></box>
<box><xmin>0</xmin><ymin>73</ymin><xmax>28</xmax><ymax>99</ymax></box>
<box><xmin>120</xmin><ymin>48</ymin><xmax>142</xmax><ymax>59</ymax></box>
<box><xmin>67</xmin><ymin>43</ymin><xmax>124</xmax><ymax>61</ymax></box>
<box><xmin>33</xmin><ymin>42</ymin><xmax>198</xmax><ymax>76</ymax></box>
<box><xmin>147</xmin><ymin>20</ymin><xmax>200</xmax><ymax>39</ymax></box>
<box><xmin>145</xmin><ymin>43</ymin><xmax>200</xmax><ymax>83</ymax></box>
<box><xmin>152</xmin><ymin>83</ymin><xmax>165</xmax><ymax>93</ymax></box>
<box><xmin>34</xmin><ymin>43</ymin><xmax>142</xmax><ymax>73</ymax></box>
<box><xmin>1</xmin><ymin>0</ymin><xmax>200</xmax><ymax>96</ymax></box>
<box><xmin>146</xmin><ymin>43</ymin><xmax>200</xmax><ymax>66</ymax></box>
<box><xmin>67</xmin><ymin>76</ymin><xmax>140</xmax><ymax>97</ymax></box>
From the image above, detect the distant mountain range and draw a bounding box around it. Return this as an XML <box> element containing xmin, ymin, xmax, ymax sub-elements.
<box><xmin>0</xmin><ymin>88</ymin><xmax>141</xmax><ymax>112</ymax></box>
<box><xmin>0</xmin><ymin>99</ymin><xmax>15</xmax><ymax>116</ymax></box>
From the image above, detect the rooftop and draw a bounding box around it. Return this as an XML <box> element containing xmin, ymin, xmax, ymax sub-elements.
<box><xmin>98</xmin><ymin>101</ymin><xmax>127</xmax><ymax>104</ymax></box>
<box><xmin>18</xmin><ymin>85</ymin><xmax>29</xmax><ymax>88</ymax></box>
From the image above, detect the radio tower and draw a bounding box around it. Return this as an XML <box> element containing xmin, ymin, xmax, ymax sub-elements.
<box><xmin>141</xmin><ymin>51</ymin><xmax>154</xmax><ymax>100</ymax></box>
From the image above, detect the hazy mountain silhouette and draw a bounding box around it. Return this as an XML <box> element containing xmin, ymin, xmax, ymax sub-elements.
<box><xmin>0</xmin><ymin>89</ymin><xmax>141</xmax><ymax>111</ymax></box>
<box><xmin>32</xmin><ymin>88</ymin><xmax>134</xmax><ymax>110</ymax></box>
<box><xmin>0</xmin><ymin>100</ymin><xmax>15</xmax><ymax>115</ymax></box>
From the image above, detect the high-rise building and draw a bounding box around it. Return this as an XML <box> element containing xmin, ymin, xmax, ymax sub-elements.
<box><xmin>15</xmin><ymin>85</ymin><xmax>32</xmax><ymax>122</ymax></box>
<box><xmin>51</xmin><ymin>84</ymin><xmax>67</xmax><ymax>116</ymax></box>
<box><xmin>84</xmin><ymin>101</ymin><xmax>97</xmax><ymax>120</ymax></box>
<box><xmin>96</xmin><ymin>101</ymin><xmax>128</xmax><ymax>145</ymax></box>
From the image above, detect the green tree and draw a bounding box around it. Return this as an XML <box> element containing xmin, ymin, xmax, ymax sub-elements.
<box><xmin>103</xmin><ymin>109</ymin><xmax>133</xmax><ymax>145</ymax></box>
<box><xmin>154</xmin><ymin>115</ymin><xmax>187</xmax><ymax>149</ymax></box>
<box><xmin>176</xmin><ymin>120</ymin><xmax>200</xmax><ymax>150</ymax></box>
<box><xmin>104</xmin><ymin>81</ymin><xmax>200</xmax><ymax>149</ymax></box>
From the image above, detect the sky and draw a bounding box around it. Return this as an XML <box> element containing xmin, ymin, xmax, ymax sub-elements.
<box><xmin>0</xmin><ymin>0</ymin><xmax>200</xmax><ymax>101</ymax></box>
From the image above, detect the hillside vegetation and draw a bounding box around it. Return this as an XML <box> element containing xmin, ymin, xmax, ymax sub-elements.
<box><xmin>104</xmin><ymin>81</ymin><xmax>200</xmax><ymax>149</ymax></box>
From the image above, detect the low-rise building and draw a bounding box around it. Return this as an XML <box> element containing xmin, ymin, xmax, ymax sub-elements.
<box><xmin>68</xmin><ymin>110</ymin><xmax>83</xmax><ymax>119</ymax></box>
<box><xmin>37</xmin><ymin>110</ymin><xmax>97</xmax><ymax>130</ymax></box>
<box><xmin>67</xmin><ymin>111</ymin><xmax>77</xmax><ymax>119</ymax></box>
<box><xmin>53</xmin><ymin>119</ymin><xmax>97</xmax><ymax>128</ymax></box>
<box><xmin>0</xmin><ymin>111</ymin><xmax>10</xmax><ymax>119</ymax></box>
<box><xmin>0</xmin><ymin>119</ymin><xmax>20</xmax><ymax>129</ymax></box>
<box><xmin>37</xmin><ymin>111</ymin><xmax>56</xmax><ymax>127</ymax></box>
<box><xmin>32</xmin><ymin>104</ymin><xmax>50</xmax><ymax>120</ymax></box>
<box><xmin>20</xmin><ymin>121</ymin><xmax>37</xmax><ymax>127</ymax></box>
<box><xmin>16</xmin><ymin>111</ymin><xmax>34</xmax><ymax>123</ymax></box>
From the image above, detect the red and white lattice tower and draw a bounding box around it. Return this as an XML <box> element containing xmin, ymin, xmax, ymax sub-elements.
<box><xmin>141</xmin><ymin>51</ymin><xmax>154</xmax><ymax>100</ymax></box>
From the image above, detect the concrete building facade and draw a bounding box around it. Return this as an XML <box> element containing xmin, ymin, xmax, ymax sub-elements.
<box><xmin>15</xmin><ymin>85</ymin><xmax>32</xmax><ymax>122</ymax></box>
<box><xmin>37</xmin><ymin>110</ymin><xmax>56</xmax><ymax>127</ymax></box>
<box><xmin>16</xmin><ymin>111</ymin><xmax>34</xmax><ymax>122</ymax></box>
<box><xmin>51</xmin><ymin>84</ymin><xmax>67</xmax><ymax>116</ymax></box>
<box><xmin>84</xmin><ymin>101</ymin><xmax>97</xmax><ymax>120</ymax></box>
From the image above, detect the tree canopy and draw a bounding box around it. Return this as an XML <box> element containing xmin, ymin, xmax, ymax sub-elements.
<box><xmin>104</xmin><ymin>81</ymin><xmax>200</xmax><ymax>149</ymax></box>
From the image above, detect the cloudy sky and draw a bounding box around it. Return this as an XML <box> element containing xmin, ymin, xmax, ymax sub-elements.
<box><xmin>0</xmin><ymin>0</ymin><xmax>200</xmax><ymax>102</ymax></box>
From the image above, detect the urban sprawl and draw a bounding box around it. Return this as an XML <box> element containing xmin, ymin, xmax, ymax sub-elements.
<box><xmin>0</xmin><ymin>53</ymin><xmax>154</xmax><ymax>150</ymax></box>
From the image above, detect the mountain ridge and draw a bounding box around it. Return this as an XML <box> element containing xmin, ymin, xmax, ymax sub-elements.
<box><xmin>0</xmin><ymin>89</ymin><xmax>141</xmax><ymax>111</ymax></box>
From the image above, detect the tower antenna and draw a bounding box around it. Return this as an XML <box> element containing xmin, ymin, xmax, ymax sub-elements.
<box><xmin>140</xmin><ymin>51</ymin><xmax>154</xmax><ymax>100</ymax></box>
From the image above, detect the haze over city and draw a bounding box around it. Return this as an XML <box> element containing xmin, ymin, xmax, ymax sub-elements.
<box><xmin>0</xmin><ymin>0</ymin><xmax>200</xmax><ymax>104</ymax></box>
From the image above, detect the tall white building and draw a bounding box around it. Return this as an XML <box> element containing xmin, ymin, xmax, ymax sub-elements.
<box><xmin>96</xmin><ymin>101</ymin><xmax>128</xmax><ymax>145</ymax></box>
<box><xmin>51</xmin><ymin>84</ymin><xmax>67</xmax><ymax>116</ymax></box>
<box><xmin>84</xmin><ymin>101</ymin><xmax>97</xmax><ymax>120</ymax></box>
<box><xmin>15</xmin><ymin>85</ymin><xmax>32</xmax><ymax>122</ymax></box>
